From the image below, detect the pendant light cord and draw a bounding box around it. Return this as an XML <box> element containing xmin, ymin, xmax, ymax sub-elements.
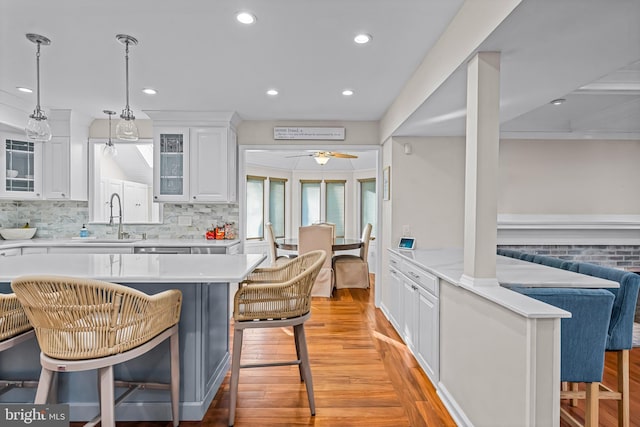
<box><xmin>35</xmin><ymin>42</ymin><xmax>41</xmax><ymax>112</ymax></box>
<box><xmin>124</xmin><ymin>40</ymin><xmax>130</xmax><ymax>111</ymax></box>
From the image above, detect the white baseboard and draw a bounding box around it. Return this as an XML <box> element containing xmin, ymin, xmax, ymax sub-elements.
<box><xmin>437</xmin><ymin>382</ymin><xmax>474</xmax><ymax>427</ymax></box>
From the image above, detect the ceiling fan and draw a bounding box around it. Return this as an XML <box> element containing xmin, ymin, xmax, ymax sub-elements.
<box><xmin>287</xmin><ymin>151</ymin><xmax>358</xmax><ymax>165</ymax></box>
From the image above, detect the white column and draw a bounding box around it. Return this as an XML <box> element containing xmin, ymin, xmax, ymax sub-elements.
<box><xmin>461</xmin><ymin>52</ymin><xmax>501</xmax><ymax>287</ymax></box>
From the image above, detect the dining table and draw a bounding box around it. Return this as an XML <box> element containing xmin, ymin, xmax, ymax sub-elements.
<box><xmin>275</xmin><ymin>237</ymin><xmax>363</xmax><ymax>251</ymax></box>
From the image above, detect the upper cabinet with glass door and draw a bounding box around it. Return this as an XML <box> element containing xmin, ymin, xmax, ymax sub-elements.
<box><xmin>153</xmin><ymin>127</ymin><xmax>189</xmax><ymax>202</ymax></box>
<box><xmin>0</xmin><ymin>133</ymin><xmax>42</xmax><ymax>199</ymax></box>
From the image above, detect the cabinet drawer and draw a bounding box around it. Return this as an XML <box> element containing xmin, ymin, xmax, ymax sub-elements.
<box><xmin>389</xmin><ymin>254</ymin><xmax>402</xmax><ymax>270</ymax></box>
<box><xmin>402</xmin><ymin>262</ymin><xmax>438</xmax><ymax>296</ymax></box>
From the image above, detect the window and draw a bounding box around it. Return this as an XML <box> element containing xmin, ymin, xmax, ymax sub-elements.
<box><xmin>246</xmin><ymin>175</ymin><xmax>265</xmax><ymax>239</ymax></box>
<box><xmin>325</xmin><ymin>180</ymin><xmax>346</xmax><ymax>238</ymax></box>
<box><xmin>269</xmin><ymin>178</ymin><xmax>286</xmax><ymax>238</ymax></box>
<box><xmin>360</xmin><ymin>178</ymin><xmax>376</xmax><ymax>237</ymax></box>
<box><xmin>301</xmin><ymin>180</ymin><xmax>321</xmax><ymax>226</ymax></box>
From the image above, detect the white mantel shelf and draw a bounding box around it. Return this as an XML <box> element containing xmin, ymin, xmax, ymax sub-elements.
<box><xmin>0</xmin><ymin>253</ymin><xmax>265</xmax><ymax>283</ymax></box>
<box><xmin>497</xmin><ymin>214</ymin><xmax>640</xmax><ymax>245</ymax></box>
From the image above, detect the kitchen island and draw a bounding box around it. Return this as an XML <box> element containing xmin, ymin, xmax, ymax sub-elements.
<box><xmin>0</xmin><ymin>252</ymin><xmax>265</xmax><ymax>422</ymax></box>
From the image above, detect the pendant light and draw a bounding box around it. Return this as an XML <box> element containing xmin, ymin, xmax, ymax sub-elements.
<box><xmin>115</xmin><ymin>34</ymin><xmax>139</xmax><ymax>141</ymax></box>
<box><xmin>25</xmin><ymin>33</ymin><xmax>52</xmax><ymax>142</ymax></box>
<box><xmin>102</xmin><ymin>110</ymin><xmax>117</xmax><ymax>157</ymax></box>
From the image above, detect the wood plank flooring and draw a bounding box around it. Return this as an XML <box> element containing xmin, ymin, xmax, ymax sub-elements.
<box><xmin>560</xmin><ymin>348</ymin><xmax>640</xmax><ymax>427</ymax></box>
<box><xmin>77</xmin><ymin>281</ymin><xmax>640</xmax><ymax>426</ymax></box>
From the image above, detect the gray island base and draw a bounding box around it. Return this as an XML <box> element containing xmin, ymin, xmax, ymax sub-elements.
<box><xmin>0</xmin><ymin>253</ymin><xmax>265</xmax><ymax>422</ymax></box>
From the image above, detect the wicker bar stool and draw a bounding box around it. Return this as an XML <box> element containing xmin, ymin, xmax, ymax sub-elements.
<box><xmin>228</xmin><ymin>250</ymin><xmax>326</xmax><ymax>427</ymax></box>
<box><xmin>0</xmin><ymin>292</ymin><xmax>38</xmax><ymax>396</ymax></box>
<box><xmin>11</xmin><ymin>275</ymin><xmax>182</xmax><ymax>427</ymax></box>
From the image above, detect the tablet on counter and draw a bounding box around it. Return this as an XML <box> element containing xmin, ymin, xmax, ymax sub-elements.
<box><xmin>398</xmin><ymin>237</ymin><xmax>416</xmax><ymax>250</ymax></box>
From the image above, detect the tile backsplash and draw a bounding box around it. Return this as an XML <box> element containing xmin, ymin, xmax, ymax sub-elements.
<box><xmin>0</xmin><ymin>201</ymin><xmax>239</xmax><ymax>240</ymax></box>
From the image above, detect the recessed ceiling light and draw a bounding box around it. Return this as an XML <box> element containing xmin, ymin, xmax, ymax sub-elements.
<box><xmin>342</xmin><ymin>89</ymin><xmax>354</xmax><ymax>96</ymax></box>
<box><xmin>266</xmin><ymin>89</ymin><xmax>278</xmax><ymax>96</ymax></box>
<box><xmin>236</xmin><ymin>12</ymin><xmax>256</xmax><ymax>25</ymax></box>
<box><xmin>142</xmin><ymin>88</ymin><xmax>157</xmax><ymax>95</ymax></box>
<box><xmin>16</xmin><ymin>87</ymin><xmax>32</xmax><ymax>93</ymax></box>
<box><xmin>550</xmin><ymin>98</ymin><xmax>566</xmax><ymax>105</ymax></box>
<box><xmin>354</xmin><ymin>33</ymin><xmax>372</xmax><ymax>44</ymax></box>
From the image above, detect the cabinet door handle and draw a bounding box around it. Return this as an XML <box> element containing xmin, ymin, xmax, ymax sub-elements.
<box><xmin>154</xmin><ymin>196</ymin><xmax>158</xmax><ymax>199</ymax></box>
<box><xmin>36</xmin><ymin>193</ymin><xmax>40</xmax><ymax>197</ymax></box>
<box><xmin>193</xmin><ymin>196</ymin><xmax>197</xmax><ymax>200</ymax></box>
<box><xmin>61</xmin><ymin>193</ymin><xmax>65</xmax><ymax>197</ymax></box>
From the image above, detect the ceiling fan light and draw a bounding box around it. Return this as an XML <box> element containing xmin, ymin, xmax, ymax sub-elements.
<box><xmin>314</xmin><ymin>156</ymin><xmax>330</xmax><ymax>165</ymax></box>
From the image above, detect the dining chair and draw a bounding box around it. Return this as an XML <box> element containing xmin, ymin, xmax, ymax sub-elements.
<box><xmin>512</xmin><ymin>286</ymin><xmax>614</xmax><ymax>427</ymax></box>
<box><xmin>228</xmin><ymin>250</ymin><xmax>326</xmax><ymax>426</ymax></box>
<box><xmin>265</xmin><ymin>222</ymin><xmax>291</xmax><ymax>266</ymax></box>
<box><xmin>332</xmin><ymin>223</ymin><xmax>372</xmax><ymax>289</ymax></box>
<box><xmin>0</xmin><ymin>292</ymin><xmax>38</xmax><ymax>396</ymax></box>
<box><xmin>11</xmin><ymin>275</ymin><xmax>183</xmax><ymax>427</ymax></box>
<box><xmin>299</xmin><ymin>225</ymin><xmax>334</xmax><ymax>297</ymax></box>
<box><xmin>313</xmin><ymin>222</ymin><xmax>336</xmax><ymax>242</ymax></box>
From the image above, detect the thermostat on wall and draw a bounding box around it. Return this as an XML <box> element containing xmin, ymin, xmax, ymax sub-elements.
<box><xmin>398</xmin><ymin>237</ymin><xmax>416</xmax><ymax>250</ymax></box>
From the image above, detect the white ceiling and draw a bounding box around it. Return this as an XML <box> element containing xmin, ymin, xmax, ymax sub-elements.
<box><xmin>1</xmin><ymin>0</ymin><xmax>639</xmax><ymax>139</ymax></box>
<box><xmin>0</xmin><ymin>0</ymin><xmax>463</xmax><ymax>122</ymax></box>
<box><xmin>396</xmin><ymin>0</ymin><xmax>640</xmax><ymax>138</ymax></box>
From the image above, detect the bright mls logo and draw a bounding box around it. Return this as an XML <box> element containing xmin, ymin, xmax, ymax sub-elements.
<box><xmin>1</xmin><ymin>404</ymin><xmax>68</xmax><ymax>426</ymax></box>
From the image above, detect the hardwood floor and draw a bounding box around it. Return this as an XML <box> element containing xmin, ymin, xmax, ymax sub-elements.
<box><xmin>203</xmin><ymin>284</ymin><xmax>455</xmax><ymax>427</ymax></box>
<box><xmin>560</xmin><ymin>348</ymin><xmax>640</xmax><ymax>427</ymax></box>
<box><xmin>80</xmin><ymin>281</ymin><xmax>640</xmax><ymax>426</ymax></box>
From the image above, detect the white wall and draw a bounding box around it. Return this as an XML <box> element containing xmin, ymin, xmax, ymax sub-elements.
<box><xmin>499</xmin><ymin>138</ymin><xmax>640</xmax><ymax>214</ymax></box>
<box><xmin>390</xmin><ymin>136</ymin><xmax>466</xmax><ymax>249</ymax></box>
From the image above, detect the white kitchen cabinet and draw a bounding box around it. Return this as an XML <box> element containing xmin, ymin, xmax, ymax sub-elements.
<box><xmin>386</xmin><ymin>249</ymin><xmax>440</xmax><ymax>384</ymax></box>
<box><xmin>189</xmin><ymin>127</ymin><xmax>237</xmax><ymax>203</ymax></box>
<box><xmin>417</xmin><ymin>285</ymin><xmax>439</xmax><ymax>382</ymax></box>
<box><xmin>21</xmin><ymin>247</ymin><xmax>48</xmax><ymax>255</ymax></box>
<box><xmin>0</xmin><ymin>133</ymin><xmax>43</xmax><ymax>200</ymax></box>
<box><xmin>387</xmin><ymin>254</ymin><xmax>404</xmax><ymax>332</ymax></box>
<box><xmin>147</xmin><ymin>111</ymin><xmax>240</xmax><ymax>204</ymax></box>
<box><xmin>44</xmin><ymin>109</ymin><xmax>89</xmax><ymax>200</ymax></box>
<box><xmin>153</xmin><ymin>127</ymin><xmax>189</xmax><ymax>202</ymax></box>
<box><xmin>0</xmin><ymin>248</ymin><xmax>21</xmax><ymax>257</ymax></box>
<box><xmin>402</xmin><ymin>279</ymin><xmax>419</xmax><ymax>352</ymax></box>
<box><xmin>47</xmin><ymin>246</ymin><xmax>133</xmax><ymax>254</ymax></box>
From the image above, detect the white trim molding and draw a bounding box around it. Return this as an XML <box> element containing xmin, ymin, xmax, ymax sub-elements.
<box><xmin>497</xmin><ymin>214</ymin><xmax>640</xmax><ymax>245</ymax></box>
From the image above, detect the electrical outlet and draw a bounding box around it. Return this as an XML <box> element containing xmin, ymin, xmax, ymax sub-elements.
<box><xmin>402</xmin><ymin>225</ymin><xmax>411</xmax><ymax>236</ymax></box>
<box><xmin>178</xmin><ymin>216</ymin><xmax>192</xmax><ymax>226</ymax></box>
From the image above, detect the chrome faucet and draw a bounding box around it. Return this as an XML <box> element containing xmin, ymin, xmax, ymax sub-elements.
<box><xmin>108</xmin><ymin>192</ymin><xmax>125</xmax><ymax>239</ymax></box>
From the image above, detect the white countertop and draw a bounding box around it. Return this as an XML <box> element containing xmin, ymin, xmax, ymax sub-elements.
<box><xmin>0</xmin><ymin>253</ymin><xmax>265</xmax><ymax>283</ymax></box>
<box><xmin>389</xmin><ymin>247</ymin><xmax>619</xmax><ymax>319</ymax></box>
<box><xmin>0</xmin><ymin>238</ymin><xmax>240</xmax><ymax>249</ymax></box>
